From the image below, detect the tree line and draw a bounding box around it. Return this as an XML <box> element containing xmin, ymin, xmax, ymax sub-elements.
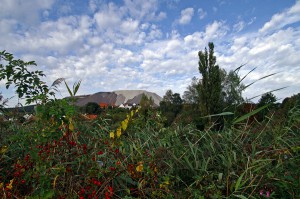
<box><xmin>159</xmin><ymin>42</ymin><xmax>279</xmax><ymax>129</ymax></box>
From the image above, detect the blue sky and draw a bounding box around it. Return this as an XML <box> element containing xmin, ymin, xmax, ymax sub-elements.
<box><xmin>1</xmin><ymin>0</ymin><xmax>300</xmax><ymax>106</ymax></box>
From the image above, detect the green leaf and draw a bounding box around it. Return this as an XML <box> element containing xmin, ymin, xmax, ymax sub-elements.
<box><xmin>234</xmin><ymin>172</ymin><xmax>245</xmax><ymax>191</ymax></box>
<box><xmin>233</xmin><ymin>194</ymin><xmax>248</xmax><ymax>199</ymax></box>
<box><xmin>64</xmin><ymin>80</ymin><xmax>73</xmax><ymax>97</ymax></box>
<box><xmin>202</xmin><ymin>112</ymin><xmax>234</xmax><ymax>118</ymax></box>
<box><xmin>232</xmin><ymin>104</ymin><xmax>270</xmax><ymax>124</ymax></box>
<box><xmin>43</xmin><ymin>190</ymin><xmax>55</xmax><ymax>199</ymax></box>
<box><xmin>73</xmin><ymin>79</ymin><xmax>82</xmax><ymax>96</ymax></box>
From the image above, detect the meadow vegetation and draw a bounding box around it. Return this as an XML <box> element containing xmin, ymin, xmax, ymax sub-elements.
<box><xmin>0</xmin><ymin>46</ymin><xmax>299</xmax><ymax>199</ymax></box>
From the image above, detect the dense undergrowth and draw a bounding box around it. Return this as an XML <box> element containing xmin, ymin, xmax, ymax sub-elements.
<box><xmin>0</xmin><ymin>100</ymin><xmax>300</xmax><ymax>198</ymax></box>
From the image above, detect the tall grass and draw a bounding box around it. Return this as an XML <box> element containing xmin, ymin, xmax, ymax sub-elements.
<box><xmin>0</xmin><ymin>101</ymin><xmax>299</xmax><ymax>198</ymax></box>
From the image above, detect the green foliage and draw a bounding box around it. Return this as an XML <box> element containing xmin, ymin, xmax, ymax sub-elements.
<box><xmin>256</xmin><ymin>92</ymin><xmax>277</xmax><ymax>121</ymax></box>
<box><xmin>160</xmin><ymin>90</ymin><xmax>183</xmax><ymax>126</ymax></box>
<box><xmin>221</xmin><ymin>69</ymin><xmax>245</xmax><ymax>107</ymax></box>
<box><xmin>198</xmin><ymin>42</ymin><xmax>222</xmax><ymax>115</ymax></box>
<box><xmin>257</xmin><ymin>92</ymin><xmax>277</xmax><ymax>107</ymax></box>
<box><xmin>0</xmin><ymin>51</ymin><xmax>56</xmax><ymax>104</ymax></box>
<box><xmin>85</xmin><ymin>102</ymin><xmax>101</xmax><ymax>114</ymax></box>
<box><xmin>140</xmin><ymin>93</ymin><xmax>154</xmax><ymax>109</ymax></box>
<box><xmin>183</xmin><ymin>77</ymin><xmax>201</xmax><ymax>105</ymax></box>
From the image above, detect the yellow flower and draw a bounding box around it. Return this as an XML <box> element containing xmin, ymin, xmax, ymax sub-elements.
<box><xmin>69</xmin><ymin>122</ymin><xmax>74</xmax><ymax>132</ymax></box>
<box><xmin>116</xmin><ymin>127</ymin><xmax>122</xmax><ymax>138</ymax></box>
<box><xmin>136</xmin><ymin>162</ymin><xmax>143</xmax><ymax>172</ymax></box>
<box><xmin>121</xmin><ymin>119</ymin><xmax>128</xmax><ymax>131</ymax></box>
<box><xmin>109</xmin><ymin>131</ymin><xmax>115</xmax><ymax>139</ymax></box>
<box><xmin>130</xmin><ymin>110</ymin><xmax>134</xmax><ymax>117</ymax></box>
<box><xmin>0</xmin><ymin>182</ymin><xmax>3</xmax><ymax>189</ymax></box>
<box><xmin>159</xmin><ymin>180</ymin><xmax>169</xmax><ymax>189</ymax></box>
<box><xmin>6</xmin><ymin>179</ymin><xmax>14</xmax><ymax>190</ymax></box>
<box><xmin>0</xmin><ymin>145</ymin><xmax>8</xmax><ymax>154</ymax></box>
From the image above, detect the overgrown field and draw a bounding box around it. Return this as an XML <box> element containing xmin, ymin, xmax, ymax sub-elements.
<box><xmin>1</xmin><ymin>102</ymin><xmax>300</xmax><ymax>198</ymax></box>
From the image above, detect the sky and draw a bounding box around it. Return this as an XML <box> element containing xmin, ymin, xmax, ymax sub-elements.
<box><xmin>1</xmin><ymin>0</ymin><xmax>300</xmax><ymax>106</ymax></box>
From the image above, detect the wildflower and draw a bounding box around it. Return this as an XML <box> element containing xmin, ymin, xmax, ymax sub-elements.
<box><xmin>105</xmin><ymin>186</ymin><xmax>114</xmax><ymax>199</ymax></box>
<box><xmin>266</xmin><ymin>191</ymin><xmax>270</xmax><ymax>198</ymax></box>
<box><xmin>110</xmin><ymin>167</ymin><xmax>116</xmax><ymax>171</ymax></box>
<box><xmin>0</xmin><ymin>145</ymin><xmax>8</xmax><ymax>154</ymax></box>
<box><xmin>121</xmin><ymin>119</ymin><xmax>128</xmax><ymax>131</ymax></box>
<box><xmin>159</xmin><ymin>180</ymin><xmax>170</xmax><ymax>189</ymax></box>
<box><xmin>259</xmin><ymin>190</ymin><xmax>263</xmax><ymax>196</ymax></box>
<box><xmin>105</xmin><ymin>192</ymin><xmax>110</xmax><ymax>199</ymax></box>
<box><xmin>98</xmin><ymin>151</ymin><xmax>103</xmax><ymax>155</ymax></box>
<box><xmin>0</xmin><ymin>182</ymin><xmax>3</xmax><ymax>189</ymax></box>
<box><xmin>116</xmin><ymin>127</ymin><xmax>121</xmax><ymax>138</ymax></box>
<box><xmin>6</xmin><ymin>179</ymin><xmax>14</xmax><ymax>190</ymax></box>
<box><xmin>136</xmin><ymin>161</ymin><xmax>143</xmax><ymax>172</ymax></box>
<box><xmin>109</xmin><ymin>132</ymin><xmax>115</xmax><ymax>139</ymax></box>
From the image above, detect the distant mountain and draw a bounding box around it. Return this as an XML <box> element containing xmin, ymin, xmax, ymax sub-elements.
<box><xmin>73</xmin><ymin>90</ymin><xmax>162</xmax><ymax>107</ymax></box>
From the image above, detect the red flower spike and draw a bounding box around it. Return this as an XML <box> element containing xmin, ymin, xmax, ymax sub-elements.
<box><xmin>110</xmin><ymin>167</ymin><xmax>116</xmax><ymax>171</ymax></box>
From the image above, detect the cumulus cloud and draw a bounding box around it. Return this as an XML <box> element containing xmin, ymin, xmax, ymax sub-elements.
<box><xmin>205</xmin><ymin>21</ymin><xmax>228</xmax><ymax>39</ymax></box>
<box><xmin>259</xmin><ymin>1</ymin><xmax>300</xmax><ymax>34</ymax></box>
<box><xmin>217</xmin><ymin>26</ymin><xmax>300</xmax><ymax>101</ymax></box>
<box><xmin>1</xmin><ymin>0</ymin><xmax>299</xmax><ymax>106</ymax></box>
<box><xmin>178</xmin><ymin>8</ymin><xmax>194</xmax><ymax>25</ymax></box>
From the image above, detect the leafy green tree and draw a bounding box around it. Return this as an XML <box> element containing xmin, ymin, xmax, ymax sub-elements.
<box><xmin>85</xmin><ymin>102</ymin><xmax>101</xmax><ymax>114</ymax></box>
<box><xmin>183</xmin><ymin>77</ymin><xmax>201</xmax><ymax>105</ymax></box>
<box><xmin>221</xmin><ymin>69</ymin><xmax>245</xmax><ymax>107</ymax></box>
<box><xmin>160</xmin><ymin>90</ymin><xmax>183</xmax><ymax>126</ymax></box>
<box><xmin>140</xmin><ymin>94</ymin><xmax>154</xmax><ymax>122</ymax></box>
<box><xmin>198</xmin><ymin>42</ymin><xmax>222</xmax><ymax>115</ymax></box>
<box><xmin>0</xmin><ymin>51</ymin><xmax>58</xmax><ymax>104</ymax></box>
<box><xmin>140</xmin><ymin>94</ymin><xmax>154</xmax><ymax>109</ymax></box>
<box><xmin>257</xmin><ymin>92</ymin><xmax>277</xmax><ymax>107</ymax></box>
<box><xmin>257</xmin><ymin>92</ymin><xmax>277</xmax><ymax>120</ymax></box>
<box><xmin>162</xmin><ymin>90</ymin><xmax>173</xmax><ymax>103</ymax></box>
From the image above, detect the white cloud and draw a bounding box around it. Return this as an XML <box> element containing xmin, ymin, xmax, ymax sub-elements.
<box><xmin>0</xmin><ymin>0</ymin><xmax>55</xmax><ymax>25</ymax></box>
<box><xmin>205</xmin><ymin>21</ymin><xmax>228</xmax><ymax>39</ymax></box>
<box><xmin>123</xmin><ymin>0</ymin><xmax>164</xmax><ymax>21</ymax></box>
<box><xmin>198</xmin><ymin>8</ymin><xmax>207</xmax><ymax>19</ymax></box>
<box><xmin>233</xmin><ymin>21</ymin><xmax>245</xmax><ymax>32</ymax></box>
<box><xmin>259</xmin><ymin>1</ymin><xmax>300</xmax><ymax>34</ymax></box>
<box><xmin>94</xmin><ymin>3</ymin><xmax>122</xmax><ymax>30</ymax></box>
<box><xmin>179</xmin><ymin>8</ymin><xmax>194</xmax><ymax>25</ymax></box>
<box><xmin>217</xmin><ymin>26</ymin><xmax>300</xmax><ymax>101</ymax></box>
<box><xmin>1</xmin><ymin>1</ymin><xmax>299</xmax><ymax>106</ymax></box>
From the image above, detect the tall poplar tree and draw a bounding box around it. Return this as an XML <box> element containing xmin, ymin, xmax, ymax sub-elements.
<box><xmin>198</xmin><ymin>42</ymin><xmax>222</xmax><ymax>115</ymax></box>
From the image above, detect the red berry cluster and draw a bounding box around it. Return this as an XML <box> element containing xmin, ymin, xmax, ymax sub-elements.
<box><xmin>77</xmin><ymin>179</ymin><xmax>114</xmax><ymax>199</ymax></box>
